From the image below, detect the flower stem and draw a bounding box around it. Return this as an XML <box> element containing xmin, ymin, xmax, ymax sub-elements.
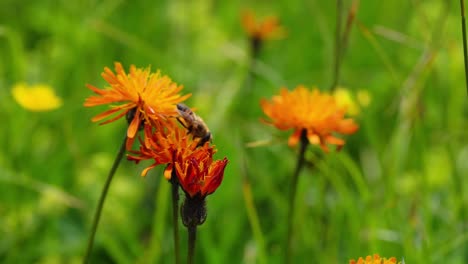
<box><xmin>240</xmin><ymin>154</ymin><xmax>267</xmax><ymax>264</ymax></box>
<box><xmin>83</xmin><ymin>136</ymin><xmax>126</xmax><ymax>264</ymax></box>
<box><xmin>457</xmin><ymin>2</ymin><xmax>468</xmax><ymax>255</ymax></box>
<box><xmin>245</xmin><ymin>37</ymin><xmax>262</xmax><ymax>92</ymax></box>
<box><xmin>187</xmin><ymin>224</ymin><xmax>197</xmax><ymax>264</ymax></box>
<box><xmin>330</xmin><ymin>0</ymin><xmax>343</xmax><ymax>91</ymax></box>
<box><xmin>170</xmin><ymin>170</ymin><xmax>181</xmax><ymax>264</ymax></box>
<box><xmin>460</xmin><ymin>0</ymin><xmax>468</xmax><ymax>95</ymax></box>
<box><xmin>340</xmin><ymin>0</ymin><xmax>360</xmax><ymax>63</ymax></box>
<box><xmin>285</xmin><ymin>129</ymin><xmax>309</xmax><ymax>264</ymax></box>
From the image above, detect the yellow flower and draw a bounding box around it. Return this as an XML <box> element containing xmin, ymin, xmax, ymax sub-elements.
<box><xmin>84</xmin><ymin>62</ymin><xmax>191</xmax><ymax>149</ymax></box>
<box><xmin>333</xmin><ymin>87</ymin><xmax>371</xmax><ymax>116</ymax></box>
<box><xmin>357</xmin><ymin>89</ymin><xmax>371</xmax><ymax>107</ymax></box>
<box><xmin>334</xmin><ymin>88</ymin><xmax>360</xmax><ymax>116</ymax></box>
<box><xmin>241</xmin><ymin>10</ymin><xmax>285</xmax><ymax>41</ymax></box>
<box><xmin>260</xmin><ymin>85</ymin><xmax>358</xmax><ymax>152</ymax></box>
<box><xmin>349</xmin><ymin>254</ymin><xmax>400</xmax><ymax>264</ymax></box>
<box><xmin>12</xmin><ymin>83</ymin><xmax>62</xmax><ymax>111</ymax></box>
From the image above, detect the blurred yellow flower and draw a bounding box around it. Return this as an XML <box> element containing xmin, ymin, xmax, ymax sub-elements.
<box><xmin>333</xmin><ymin>87</ymin><xmax>371</xmax><ymax>116</ymax></box>
<box><xmin>12</xmin><ymin>83</ymin><xmax>63</xmax><ymax>111</ymax></box>
<box><xmin>349</xmin><ymin>254</ymin><xmax>400</xmax><ymax>264</ymax></box>
<box><xmin>357</xmin><ymin>89</ymin><xmax>371</xmax><ymax>107</ymax></box>
<box><xmin>334</xmin><ymin>88</ymin><xmax>359</xmax><ymax>116</ymax></box>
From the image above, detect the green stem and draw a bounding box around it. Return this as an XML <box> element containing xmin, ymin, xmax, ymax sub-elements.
<box><xmin>455</xmin><ymin>0</ymin><xmax>468</xmax><ymax>247</ymax></box>
<box><xmin>244</xmin><ymin>37</ymin><xmax>262</xmax><ymax>93</ymax></box>
<box><xmin>460</xmin><ymin>0</ymin><xmax>468</xmax><ymax>96</ymax></box>
<box><xmin>340</xmin><ymin>0</ymin><xmax>360</xmax><ymax>62</ymax></box>
<box><xmin>83</xmin><ymin>136</ymin><xmax>127</xmax><ymax>264</ymax></box>
<box><xmin>171</xmin><ymin>170</ymin><xmax>181</xmax><ymax>264</ymax></box>
<box><xmin>187</xmin><ymin>224</ymin><xmax>197</xmax><ymax>264</ymax></box>
<box><xmin>240</xmin><ymin>152</ymin><xmax>267</xmax><ymax>264</ymax></box>
<box><xmin>330</xmin><ymin>0</ymin><xmax>344</xmax><ymax>91</ymax></box>
<box><xmin>285</xmin><ymin>130</ymin><xmax>309</xmax><ymax>264</ymax></box>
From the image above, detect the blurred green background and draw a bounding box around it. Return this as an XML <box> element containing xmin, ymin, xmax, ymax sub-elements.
<box><xmin>0</xmin><ymin>0</ymin><xmax>467</xmax><ymax>263</ymax></box>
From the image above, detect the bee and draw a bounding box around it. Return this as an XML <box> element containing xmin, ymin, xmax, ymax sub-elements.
<box><xmin>176</xmin><ymin>103</ymin><xmax>212</xmax><ymax>146</ymax></box>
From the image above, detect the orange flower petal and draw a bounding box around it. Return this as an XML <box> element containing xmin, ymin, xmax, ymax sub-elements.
<box><xmin>90</xmin><ymin>107</ymin><xmax>125</xmax><ymax>122</ymax></box>
<box><xmin>288</xmin><ymin>130</ymin><xmax>301</xmax><ymax>147</ymax></box>
<box><xmin>141</xmin><ymin>163</ymin><xmax>157</xmax><ymax>177</ymax></box>
<box><xmin>127</xmin><ymin>110</ymin><xmax>141</xmax><ymax>139</ymax></box>
<box><xmin>164</xmin><ymin>164</ymin><xmax>173</xmax><ymax>180</ymax></box>
<box><xmin>203</xmin><ymin>158</ymin><xmax>228</xmax><ymax>196</ymax></box>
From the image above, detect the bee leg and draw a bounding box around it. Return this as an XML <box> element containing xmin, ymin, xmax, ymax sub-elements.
<box><xmin>176</xmin><ymin>117</ymin><xmax>186</xmax><ymax>128</ymax></box>
<box><xmin>197</xmin><ymin>133</ymin><xmax>212</xmax><ymax>147</ymax></box>
<box><xmin>176</xmin><ymin>117</ymin><xmax>194</xmax><ymax>135</ymax></box>
<box><xmin>176</xmin><ymin>117</ymin><xmax>192</xmax><ymax>131</ymax></box>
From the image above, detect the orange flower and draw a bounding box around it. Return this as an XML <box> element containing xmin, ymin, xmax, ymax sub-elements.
<box><xmin>128</xmin><ymin>119</ymin><xmax>228</xmax><ymax>197</ymax></box>
<box><xmin>260</xmin><ymin>85</ymin><xmax>358</xmax><ymax>152</ymax></box>
<box><xmin>241</xmin><ymin>10</ymin><xmax>284</xmax><ymax>41</ymax></box>
<box><xmin>127</xmin><ymin>119</ymin><xmax>197</xmax><ymax>178</ymax></box>
<box><xmin>84</xmin><ymin>62</ymin><xmax>191</xmax><ymax>149</ymax></box>
<box><xmin>175</xmin><ymin>145</ymin><xmax>228</xmax><ymax>198</ymax></box>
<box><xmin>349</xmin><ymin>254</ymin><xmax>400</xmax><ymax>264</ymax></box>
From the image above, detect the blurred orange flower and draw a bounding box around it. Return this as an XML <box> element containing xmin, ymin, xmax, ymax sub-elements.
<box><xmin>241</xmin><ymin>10</ymin><xmax>285</xmax><ymax>41</ymax></box>
<box><xmin>84</xmin><ymin>62</ymin><xmax>191</xmax><ymax>149</ymax></box>
<box><xmin>349</xmin><ymin>254</ymin><xmax>400</xmax><ymax>264</ymax></box>
<box><xmin>260</xmin><ymin>85</ymin><xmax>358</xmax><ymax>152</ymax></box>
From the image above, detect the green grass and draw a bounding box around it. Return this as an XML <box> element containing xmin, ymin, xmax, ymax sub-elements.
<box><xmin>1</xmin><ymin>0</ymin><xmax>467</xmax><ymax>263</ymax></box>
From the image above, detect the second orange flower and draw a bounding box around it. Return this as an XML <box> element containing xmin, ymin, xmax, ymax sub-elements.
<box><xmin>260</xmin><ymin>85</ymin><xmax>358</xmax><ymax>152</ymax></box>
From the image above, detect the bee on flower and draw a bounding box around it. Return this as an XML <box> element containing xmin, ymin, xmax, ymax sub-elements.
<box><xmin>127</xmin><ymin>118</ymin><xmax>228</xmax><ymax>227</ymax></box>
<box><xmin>127</xmin><ymin>119</ymin><xmax>227</xmax><ymax>196</ymax></box>
<box><xmin>176</xmin><ymin>103</ymin><xmax>212</xmax><ymax>146</ymax></box>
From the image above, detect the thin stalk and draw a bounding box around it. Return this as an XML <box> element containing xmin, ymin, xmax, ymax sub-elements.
<box><xmin>229</xmin><ymin>37</ymin><xmax>262</xmax><ymax>118</ymax></box>
<box><xmin>171</xmin><ymin>170</ymin><xmax>181</xmax><ymax>264</ymax></box>
<box><xmin>83</xmin><ymin>136</ymin><xmax>127</xmax><ymax>264</ymax></box>
<box><xmin>356</xmin><ymin>21</ymin><xmax>399</xmax><ymax>85</ymax></box>
<box><xmin>285</xmin><ymin>129</ymin><xmax>309</xmax><ymax>264</ymax></box>
<box><xmin>458</xmin><ymin>4</ymin><xmax>468</xmax><ymax>259</ymax></box>
<box><xmin>244</xmin><ymin>37</ymin><xmax>262</xmax><ymax>95</ymax></box>
<box><xmin>330</xmin><ymin>0</ymin><xmax>344</xmax><ymax>91</ymax></box>
<box><xmin>187</xmin><ymin>225</ymin><xmax>197</xmax><ymax>264</ymax></box>
<box><xmin>240</xmin><ymin>152</ymin><xmax>267</xmax><ymax>264</ymax></box>
<box><xmin>341</xmin><ymin>0</ymin><xmax>360</xmax><ymax>60</ymax></box>
<box><xmin>460</xmin><ymin>0</ymin><xmax>468</xmax><ymax>95</ymax></box>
